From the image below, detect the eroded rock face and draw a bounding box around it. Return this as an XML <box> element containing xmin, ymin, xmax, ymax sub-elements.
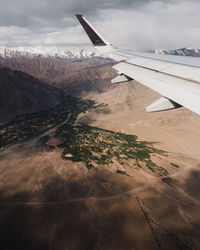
<box><xmin>0</xmin><ymin>52</ymin><xmax>115</xmax><ymax>87</ymax></box>
<box><xmin>0</xmin><ymin>51</ymin><xmax>116</xmax><ymax>101</ymax></box>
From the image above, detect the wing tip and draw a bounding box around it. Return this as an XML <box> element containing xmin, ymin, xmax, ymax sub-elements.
<box><xmin>75</xmin><ymin>14</ymin><xmax>83</xmax><ymax>18</ymax></box>
<box><xmin>75</xmin><ymin>14</ymin><xmax>109</xmax><ymax>47</ymax></box>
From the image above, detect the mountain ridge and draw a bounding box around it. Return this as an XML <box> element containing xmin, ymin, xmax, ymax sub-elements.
<box><xmin>153</xmin><ymin>47</ymin><xmax>200</xmax><ymax>57</ymax></box>
<box><xmin>0</xmin><ymin>46</ymin><xmax>101</xmax><ymax>59</ymax></box>
<box><xmin>0</xmin><ymin>67</ymin><xmax>65</xmax><ymax>124</ymax></box>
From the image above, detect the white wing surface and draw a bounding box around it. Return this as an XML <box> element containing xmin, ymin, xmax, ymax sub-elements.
<box><xmin>76</xmin><ymin>14</ymin><xmax>200</xmax><ymax>115</ymax></box>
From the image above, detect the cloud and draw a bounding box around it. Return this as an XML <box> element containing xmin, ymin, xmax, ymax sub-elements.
<box><xmin>95</xmin><ymin>1</ymin><xmax>200</xmax><ymax>50</ymax></box>
<box><xmin>0</xmin><ymin>25</ymin><xmax>89</xmax><ymax>47</ymax></box>
<box><xmin>0</xmin><ymin>0</ymin><xmax>140</xmax><ymax>28</ymax></box>
<box><xmin>0</xmin><ymin>0</ymin><xmax>200</xmax><ymax>50</ymax></box>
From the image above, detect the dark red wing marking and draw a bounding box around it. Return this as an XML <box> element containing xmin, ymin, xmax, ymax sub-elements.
<box><xmin>76</xmin><ymin>14</ymin><xmax>107</xmax><ymax>46</ymax></box>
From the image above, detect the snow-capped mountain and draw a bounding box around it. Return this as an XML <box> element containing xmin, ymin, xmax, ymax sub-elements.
<box><xmin>0</xmin><ymin>46</ymin><xmax>101</xmax><ymax>59</ymax></box>
<box><xmin>2</xmin><ymin>46</ymin><xmax>200</xmax><ymax>60</ymax></box>
<box><xmin>153</xmin><ymin>48</ymin><xmax>200</xmax><ymax>57</ymax></box>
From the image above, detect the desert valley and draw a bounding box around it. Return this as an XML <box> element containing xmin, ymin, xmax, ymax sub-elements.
<box><xmin>0</xmin><ymin>47</ymin><xmax>200</xmax><ymax>250</ymax></box>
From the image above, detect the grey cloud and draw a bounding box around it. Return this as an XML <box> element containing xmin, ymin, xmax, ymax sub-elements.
<box><xmin>0</xmin><ymin>0</ymin><xmax>200</xmax><ymax>50</ymax></box>
<box><xmin>0</xmin><ymin>0</ymin><xmax>168</xmax><ymax>28</ymax></box>
<box><xmin>95</xmin><ymin>1</ymin><xmax>200</xmax><ymax>50</ymax></box>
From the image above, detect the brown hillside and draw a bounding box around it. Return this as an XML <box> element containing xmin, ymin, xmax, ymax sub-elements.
<box><xmin>0</xmin><ymin>68</ymin><xmax>65</xmax><ymax>124</ymax></box>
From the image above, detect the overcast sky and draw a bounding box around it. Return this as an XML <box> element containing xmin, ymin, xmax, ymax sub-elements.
<box><xmin>0</xmin><ymin>0</ymin><xmax>200</xmax><ymax>50</ymax></box>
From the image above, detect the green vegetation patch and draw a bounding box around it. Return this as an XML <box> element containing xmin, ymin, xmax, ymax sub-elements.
<box><xmin>56</xmin><ymin>116</ymin><xmax>167</xmax><ymax>174</ymax></box>
<box><xmin>171</xmin><ymin>163</ymin><xmax>180</xmax><ymax>168</ymax></box>
<box><xmin>0</xmin><ymin>95</ymin><xmax>97</xmax><ymax>147</ymax></box>
<box><xmin>161</xmin><ymin>177</ymin><xmax>175</xmax><ymax>186</ymax></box>
<box><xmin>92</xmin><ymin>103</ymin><xmax>108</xmax><ymax>109</ymax></box>
<box><xmin>116</xmin><ymin>170</ymin><xmax>130</xmax><ymax>176</ymax></box>
<box><xmin>0</xmin><ymin>94</ymin><xmax>169</xmax><ymax>178</ymax></box>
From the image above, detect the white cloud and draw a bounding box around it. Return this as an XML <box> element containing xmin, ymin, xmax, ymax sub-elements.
<box><xmin>0</xmin><ymin>26</ymin><xmax>29</xmax><ymax>46</ymax></box>
<box><xmin>0</xmin><ymin>25</ymin><xmax>89</xmax><ymax>47</ymax></box>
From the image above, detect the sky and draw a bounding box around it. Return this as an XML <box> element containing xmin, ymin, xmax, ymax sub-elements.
<box><xmin>0</xmin><ymin>0</ymin><xmax>200</xmax><ymax>51</ymax></box>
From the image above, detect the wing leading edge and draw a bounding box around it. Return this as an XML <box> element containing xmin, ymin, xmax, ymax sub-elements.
<box><xmin>76</xmin><ymin>14</ymin><xmax>200</xmax><ymax>115</ymax></box>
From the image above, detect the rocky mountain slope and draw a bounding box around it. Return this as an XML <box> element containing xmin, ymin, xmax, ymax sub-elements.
<box><xmin>0</xmin><ymin>49</ymin><xmax>114</xmax><ymax>94</ymax></box>
<box><xmin>0</xmin><ymin>68</ymin><xmax>65</xmax><ymax>124</ymax></box>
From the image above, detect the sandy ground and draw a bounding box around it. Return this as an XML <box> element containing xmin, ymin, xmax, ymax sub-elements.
<box><xmin>82</xmin><ymin>80</ymin><xmax>200</xmax><ymax>160</ymax></box>
<box><xmin>1</xmin><ymin>142</ymin><xmax>200</xmax><ymax>250</ymax></box>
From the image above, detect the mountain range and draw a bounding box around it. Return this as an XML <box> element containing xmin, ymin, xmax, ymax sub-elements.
<box><xmin>1</xmin><ymin>46</ymin><xmax>200</xmax><ymax>59</ymax></box>
<box><xmin>0</xmin><ymin>48</ymin><xmax>115</xmax><ymax>125</ymax></box>
<box><xmin>153</xmin><ymin>47</ymin><xmax>200</xmax><ymax>57</ymax></box>
<box><xmin>0</xmin><ymin>46</ymin><xmax>100</xmax><ymax>59</ymax></box>
<box><xmin>1</xmin><ymin>46</ymin><xmax>200</xmax><ymax>125</ymax></box>
<box><xmin>0</xmin><ymin>47</ymin><xmax>114</xmax><ymax>84</ymax></box>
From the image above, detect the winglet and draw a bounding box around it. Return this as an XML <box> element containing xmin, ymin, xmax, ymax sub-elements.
<box><xmin>146</xmin><ymin>97</ymin><xmax>181</xmax><ymax>112</ymax></box>
<box><xmin>76</xmin><ymin>14</ymin><xmax>110</xmax><ymax>47</ymax></box>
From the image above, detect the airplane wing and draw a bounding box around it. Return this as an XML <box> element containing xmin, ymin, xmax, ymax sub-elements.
<box><xmin>76</xmin><ymin>14</ymin><xmax>200</xmax><ymax>115</ymax></box>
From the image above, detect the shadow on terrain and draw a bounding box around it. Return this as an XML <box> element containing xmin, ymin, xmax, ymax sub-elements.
<box><xmin>0</xmin><ymin>172</ymin><xmax>137</xmax><ymax>250</ymax></box>
<box><xmin>0</xmin><ymin>167</ymin><xmax>200</xmax><ymax>250</ymax></box>
<box><xmin>182</xmin><ymin>164</ymin><xmax>200</xmax><ymax>202</ymax></box>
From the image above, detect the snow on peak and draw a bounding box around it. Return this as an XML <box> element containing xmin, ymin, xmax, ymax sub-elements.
<box><xmin>0</xmin><ymin>46</ymin><xmax>102</xmax><ymax>59</ymax></box>
<box><xmin>153</xmin><ymin>48</ymin><xmax>200</xmax><ymax>57</ymax></box>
